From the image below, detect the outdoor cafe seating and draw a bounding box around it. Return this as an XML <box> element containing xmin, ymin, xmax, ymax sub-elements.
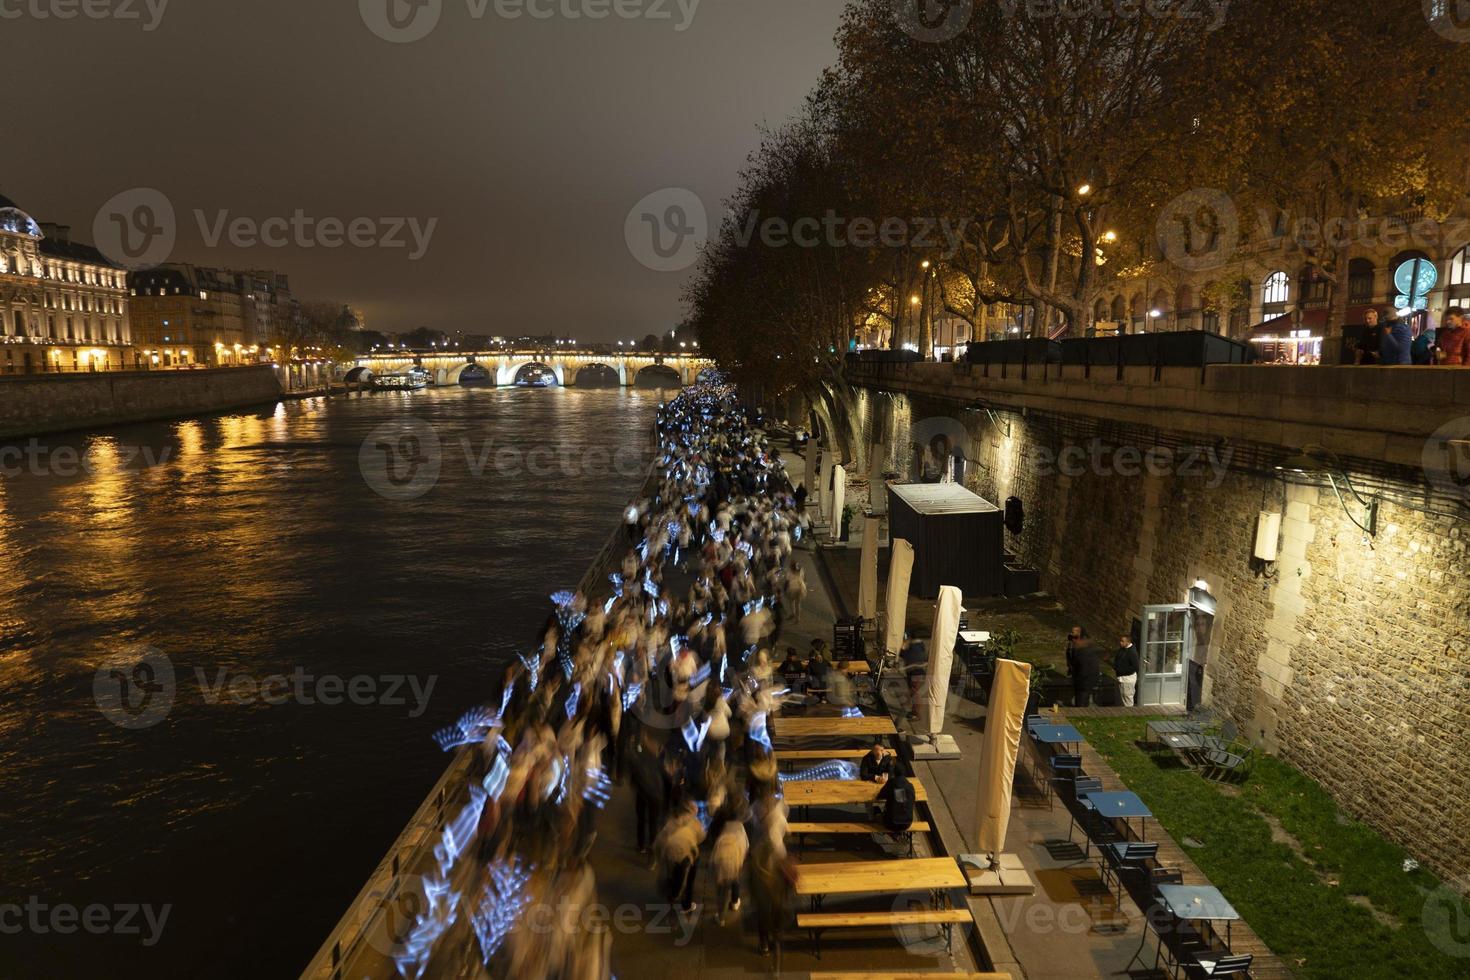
<box><xmin>1026</xmin><ymin>713</ymin><xmax>1256</xmax><ymax>979</ymax></box>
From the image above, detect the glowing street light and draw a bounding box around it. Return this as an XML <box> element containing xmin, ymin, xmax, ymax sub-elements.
<box><xmin>1077</xmin><ymin>183</ymin><xmax>1092</xmax><ymax>196</ymax></box>
<box><xmin>1102</xmin><ymin>230</ymin><xmax>1118</xmax><ymax>243</ymax></box>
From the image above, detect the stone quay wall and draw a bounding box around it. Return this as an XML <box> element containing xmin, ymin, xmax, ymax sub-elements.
<box><xmin>0</xmin><ymin>366</ymin><xmax>284</xmax><ymax>440</ymax></box>
<box><xmin>843</xmin><ymin>370</ymin><xmax>1470</xmax><ymax>884</ymax></box>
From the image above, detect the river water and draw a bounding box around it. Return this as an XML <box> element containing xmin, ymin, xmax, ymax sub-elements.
<box><xmin>0</xmin><ymin>386</ymin><xmax>661</xmax><ymax>978</ymax></box>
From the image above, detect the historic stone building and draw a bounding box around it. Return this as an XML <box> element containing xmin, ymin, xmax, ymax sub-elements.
<box><xmin>1095</xmin><ymin>203</ymin><xmax>1470</xmax><ymax>364</ymax></box>
<box><xmin>129</xmin><ymin>264</ymin><xmax>299</xmax><ymax>367</ymax></box>
<box><xmin>0</xmin><ymin>194</ymin><xmax>132</xmax><ymax>375</ymax></box>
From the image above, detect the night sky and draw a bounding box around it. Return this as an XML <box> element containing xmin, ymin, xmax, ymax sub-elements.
<box><xmin>6</xmin><ymin>0</ymin><xmax>844</xmax><ymax>339</ymax></box>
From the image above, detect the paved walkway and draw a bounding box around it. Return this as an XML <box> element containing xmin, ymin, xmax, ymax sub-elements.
<box><xmin>592</xmin><ymin>524</ymin><xmax>981</xmax><ymax>978</ymax></box>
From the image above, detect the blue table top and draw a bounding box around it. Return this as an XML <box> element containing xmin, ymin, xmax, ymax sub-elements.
<box><xmin>1030</xmin><ymin>723</ymin><xmax>1084</xmax><ymax>744</ymax></box>
<box><xmin>1159</xmin><ymin>884</ymin><xmax>1240</xmax><ymax>922</ymax></box>
<box><xmin>1087</xmin><ymin>791</ymin><xmax>1153</xmax><ymax>819</ymax></box>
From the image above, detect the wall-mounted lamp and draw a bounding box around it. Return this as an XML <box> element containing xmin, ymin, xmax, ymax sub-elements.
<box><xmin>1276</xmin><ymin>446</ymin><xmax>1378</xmax><ymax>538</ymax></box>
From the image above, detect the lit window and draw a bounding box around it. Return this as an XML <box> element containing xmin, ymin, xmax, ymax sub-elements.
<box><xmin>1450</xmin><ymin>246</ymin><xmax>1470</xmax><ymax>287</ymax></box>
<box><xmin>1262</xmin><ymin>271</ymin><xmax>1290</xmax><ymax>306</ymax></box>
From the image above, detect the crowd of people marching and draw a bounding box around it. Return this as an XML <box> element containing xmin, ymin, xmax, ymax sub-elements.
<box><xmin>444</xmin><ymin>378</ymin><xmax>837</xmax><ymax>976</ymax></box>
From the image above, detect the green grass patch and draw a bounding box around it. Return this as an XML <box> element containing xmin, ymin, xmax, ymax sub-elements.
<box><xmin>1071</xmin><ymin>716</ymin><xmax>1470</xmax><ymax>980</ymax></box>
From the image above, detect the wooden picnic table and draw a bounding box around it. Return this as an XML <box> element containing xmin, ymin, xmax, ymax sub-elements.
<box><xmin>771</xmin><ymin>716</ymin><xmax>897</xmax><ymax>738</ymax></box>
<box><xmin>781</xmin><ymin>778</ymin><xmax>928</xmax><ymax>806</ymax></box>
<box><xmin>795</xmin><ymin>857</ymin><xmax>964</xmax><ymax>899</ymax></box>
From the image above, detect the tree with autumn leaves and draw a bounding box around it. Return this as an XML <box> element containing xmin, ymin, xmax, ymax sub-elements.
<box><xmin>685</xmin><ymin>0</ymin><xmax>1470</xmax><ymax>428</ymax></box>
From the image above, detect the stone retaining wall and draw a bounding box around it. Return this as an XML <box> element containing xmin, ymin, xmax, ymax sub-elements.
<box><xmin>0</xmin><ymin>366</ymin><xmax>284</xmax><ymax>439</ymax></box>
<box><xmin>849</xmin><ymin>382</ymin><xmax>1470</xmax><ymax>883</ymax></box>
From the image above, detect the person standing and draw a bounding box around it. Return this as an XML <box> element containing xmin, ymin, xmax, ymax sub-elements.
<box><xmin>654</xmin><ymin>801</ymin><xmax>706</xmax><ymax>917</ymax></box>
<box><xmin>711</xmin><ymin>818</ymin><xmax>749</xmax><ymax>926</ymax></box>
<box><xmin>1354</xmin><ymin>308</ymin><xmax>1384</xmax><ymax>364</ymax></box>
<box><xmin>1378</xmin><ymin>308</ymin><xmax>1412</xmax><ymax>365</ymax></box>
<box><xmin>1113</xmin><ymin>634</ymin><xmax>1140</xmax><ymax>708</ymax></box>
<box><xmin>1437</xmin><ymin>307</ymin><xmax>1470</xmax><ymax>365</ymax></box>
<box><xmin>1067</xmin><ymin>628</ymin><xmax>1100</xmax><ymax>708</ymax></box>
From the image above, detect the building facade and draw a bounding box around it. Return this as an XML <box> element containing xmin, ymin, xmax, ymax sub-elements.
<box><xmin>129</xmin><ymin>264</ymin><xmax>299</xmax><ymax>367</ymax></box>
<box><xmin>0</xmin><ymin>195</ymin><xmax>133</xmax><ymax>375</ymax></box>
<box><xmin>1095</xmin><ymin>204</ymin><xmax>1470</xmax><ymax>364</ymax></box>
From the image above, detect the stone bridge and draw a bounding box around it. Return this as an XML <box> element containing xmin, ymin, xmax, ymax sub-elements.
<box><xmin>348</xmin><ymin>349</ymin><xmax>714</xmax><ymax>388</ymax></box>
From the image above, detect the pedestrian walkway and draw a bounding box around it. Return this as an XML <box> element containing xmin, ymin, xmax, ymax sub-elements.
<box><xmin>591</xmin><ymin>520</ymin><xmax>985</xmax><ymax>977</ymax></box>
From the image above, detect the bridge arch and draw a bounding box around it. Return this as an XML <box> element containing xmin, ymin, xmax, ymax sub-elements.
<box><xmin>633</xmin><ymin>363</ymin><xmax>682</xmax><ymax>389</ymax></box>
<box><xmin>344</xmin><ymin>366</ymin><xmax>374</xmax><ymax>384</ymax></box>
<box><xmin>502</xmin><ymin>360</ymin><xmax>562</xmax><ymax>387</ymax></box>
<box><xmin>574</xmin><ymin>363</ymin><xmax>623</xmax><ymax>387</ymax></box>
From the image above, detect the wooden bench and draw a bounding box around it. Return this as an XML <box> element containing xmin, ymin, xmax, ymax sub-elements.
<box><xmin>777</xmin><ymin>749</ymin><xmax>871</xmax><ymax>762</ymax></box>
<box><xmin>772</xmin><ymin>716</ymin><xmax>898</xmax><ymax>739</ymax></box>
<box><xmin>808</xmin><ymin>973</ymin><xmax>1012</xmax><ymax>980</ymax></box>
<box><xmin>781</xmin><ymin>778</ymin><xmax>929</xmax><ymax>808</ymax></box>
<box><xmin>787</xmin><ymin>821</ymin><xmax>932</xmax><ymax>857</ymax></box>
<box><xmin>796</xmin><ymin>908</ymin><xmax>973</xmax><ymax>959</ymax></box>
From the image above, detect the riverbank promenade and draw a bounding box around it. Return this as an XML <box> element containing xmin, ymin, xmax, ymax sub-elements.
<box><xmin>579</xmin><ymin>437</ymin><xmax>1289</xmax><ymax>979</ymax></box>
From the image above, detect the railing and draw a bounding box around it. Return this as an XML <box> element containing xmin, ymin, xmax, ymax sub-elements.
<box><xmin>302</xmin><ymin>458</ymin><xmax>662</xmax><ymax>979</ymax></box>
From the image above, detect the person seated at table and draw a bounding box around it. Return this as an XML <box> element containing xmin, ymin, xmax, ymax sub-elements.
<box><xmin>778</xmin><ymin>647</ymin><xmax>806</xmax><ymax>685</ymax></box>
<box><xmin>860</xmin><ymin>741</ymin><xmax>892</xmax><ymax>783</ymax></box>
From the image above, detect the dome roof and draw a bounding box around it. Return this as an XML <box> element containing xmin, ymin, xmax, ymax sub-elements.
<box><xmin>0</xmin><ymin>195</ymin><xmax>41</xmax><ymax>238</ymax></box>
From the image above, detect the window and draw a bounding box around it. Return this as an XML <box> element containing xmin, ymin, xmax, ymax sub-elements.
<box><xmin>1263</xmin><ymin>271</ymin><xmax>1290</xmax><ymax>307</ymax></box>
<box><xmin>1450</xmin><ymin>246</ymin><xmax>1470</xmax><ymax>287</ymax></box>
<box><xmin>1299</xmin><ymin>268</ymin><xmax>1328</xmax><ymax>306</ymax></box>
<box><xmin>1349</xmin><ymin>259</ymin><xmax>1375</xmax><ymax>304</ymax></box>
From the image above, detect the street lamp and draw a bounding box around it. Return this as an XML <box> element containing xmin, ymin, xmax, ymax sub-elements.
<box><xmin>1077</xmin><ymin>183</ymin><xmax>1092</xmax><ymax>197</ymax></box>
<box><xmin>1102</xmin><ymin>231</ymin><xmax>1118</xmax><ymax>243</ymax></box>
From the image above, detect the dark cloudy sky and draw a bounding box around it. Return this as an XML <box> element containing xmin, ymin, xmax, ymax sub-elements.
<box><xmin>6</xmin><ymin>0</ymin><xmax>846</xmax><ymax>339</ymax></box>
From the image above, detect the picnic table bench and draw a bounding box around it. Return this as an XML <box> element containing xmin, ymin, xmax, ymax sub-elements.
<box><xmin>808</xmin><ymin>973</ymin><xmax>1011</xmax><ymax>980</ymax></box>
<box><xmin>777</xmin><ymin>749</ymin><xmax>872</xmax><ymax>763</ymax></box>
<box><xmin>781</xmin><ymin>778</ymin><xmax>928</xmax><ymax>807</ymax></box>
<box><xmin>787</xmin><ymin>820</ymin><xmax>932</xmax><ymax>856</ymax></box>
<box><xmin>772</xmin><ymin>716</ymin><xmax>898</xmax><ymax>738</ymax></box>
<box><xmin>796</xmin><ymin>908</ymin><xmax>973</xmax><ymax>958</ymax></box>
<box><xmin>795</xmin><ymin>855</ymin><xmax>963</xmax><ymax>901</ymax></box>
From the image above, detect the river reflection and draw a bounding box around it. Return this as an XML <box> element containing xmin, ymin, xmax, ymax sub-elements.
<box><xmin>0</xmin><ymin>386</ymin><xmax>658</xmax><ymax>978</ymax></box>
